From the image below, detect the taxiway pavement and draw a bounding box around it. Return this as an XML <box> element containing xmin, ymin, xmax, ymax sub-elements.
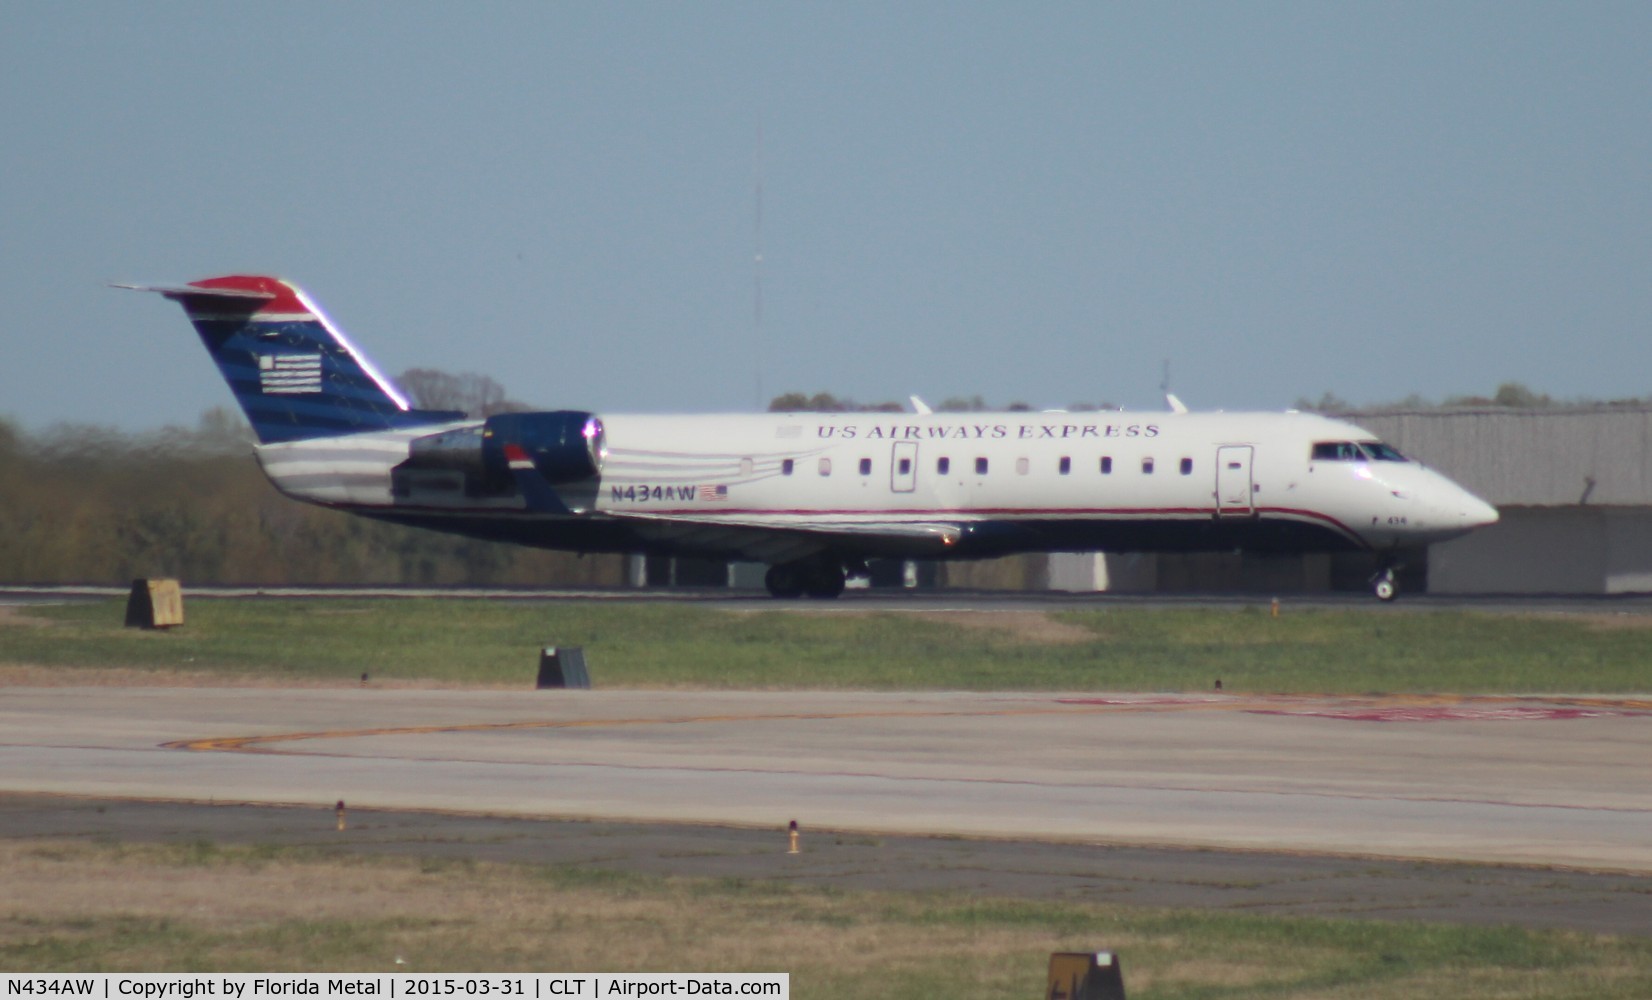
<box><xmin>1</xmin><ymin>687</ymin><xmax>1648</xmax><ymax>872</ymax></box>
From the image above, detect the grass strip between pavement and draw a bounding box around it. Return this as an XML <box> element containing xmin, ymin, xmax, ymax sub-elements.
<box><xmin>2</xmin><ymin>598</ymin><xmax>1650</xmax><ymax>693</ymax></box>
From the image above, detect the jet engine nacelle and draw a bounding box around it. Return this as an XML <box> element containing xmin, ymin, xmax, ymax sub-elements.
<box><xmin>481</xmin><ymin>411</ymin><xmax>607</xmax><ymax>484</ymax></box>
<box><xmin>396</xmin><ymin>411</ymin><xmax>606</xmax><ymax>500</ymax></box>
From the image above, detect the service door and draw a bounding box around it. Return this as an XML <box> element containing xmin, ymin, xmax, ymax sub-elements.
<box><xmin>890</xmin><ymin>441</ymin><xmax>918</xmax><ymax>493</ymax></box>
<box><xmin>1216</xmin><ymin>445</ymin><xmax>1254</xmax><ymax>515</ymax></box>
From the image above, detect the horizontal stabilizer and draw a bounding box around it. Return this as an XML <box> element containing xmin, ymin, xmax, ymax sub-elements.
<box><xmin>112</xmin><ymin>282</ymin><xmax>277</xmax><ymax>303</ymax></box>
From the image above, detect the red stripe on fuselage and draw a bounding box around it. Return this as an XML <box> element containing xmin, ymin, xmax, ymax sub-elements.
<box><xmin>329</xmin><ymin>501</ymin><xmax>1370</xmax><ymax>548</ymax></box>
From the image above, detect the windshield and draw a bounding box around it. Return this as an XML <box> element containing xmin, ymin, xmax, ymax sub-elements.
<box><xmin>1359</xmin><ymin>441</ymin><xmax>1407</xmax><ymax>461</ymax></box>
<box><xmin>1311</xmin><ymin>440</ymin><xmax>1409</xmax><ymax>462</ymax></box>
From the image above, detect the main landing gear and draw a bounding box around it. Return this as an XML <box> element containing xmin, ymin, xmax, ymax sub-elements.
<box><xmin>764</xmin><ymin>557</ymin><xmax>847</xmax><ymax>599</ymax></box>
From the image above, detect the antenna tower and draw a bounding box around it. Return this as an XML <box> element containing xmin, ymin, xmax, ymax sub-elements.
<box><xmin>753</xmin><ymin>123</ymin><xmax>765</xmax><ymax>410</ymax></box>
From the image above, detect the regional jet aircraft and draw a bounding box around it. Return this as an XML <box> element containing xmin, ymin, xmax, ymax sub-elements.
<box><xmin>123</xmin><ymin>275</ymin><xmax>1498</xmax><ymax>600</ymax></box>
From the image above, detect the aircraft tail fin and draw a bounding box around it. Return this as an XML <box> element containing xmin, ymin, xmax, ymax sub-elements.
<box><xmin>119</xmin><ymin>275</ymin><xmax>463</xmax><ymax>444</ymax></box>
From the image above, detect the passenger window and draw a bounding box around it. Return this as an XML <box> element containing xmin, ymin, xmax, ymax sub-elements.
<box><xmin>975</xmin><ymin>457</ymin><xmax>989</xmax><ymax>475</ymax></box>
<box><xmin>859</xmin><ymin>458</ymin><xmax>872</xmax><ymax>476</ymax></box>
<box><xmin>782</xmin><ymin>459</ymin><xmax>794</xmax><ymax>476</ymax></box>
<box><xmin>818</xmin><ymin>458</ymin><xmax>831</xmax><ymax>476</ymax></box>
<box><xmin>1180</xmin><ymin>457</ymin><xmax>1193</xmax><ymax>475</ymax></box>
<box><xmin>1059</xmin><ymin>456</ymin><xmax>1071</xmax><ymax>475</ymax></box>
<box><xmin>1016</xmin><ymin>457</ymin><xmax>1029</xmax><ymax>475</ymax></box>
<box><xmin>938</xmin><ymin>457</ymin><xmax>950</xmax><ymax>475</ymax></box>
<box><xmin>1142</xmin><ymin>457</ymin><xmax>1155</xmax><ymax>474</ymax></box>
<box><xmin>1100</xmin><ymin>456</ymin><xmax>1113</xmax><ymax>474</ymax></box>
<box><xmin>898</xmin><ymin>457</ymin><xmax>911</xmax><ymax>475</ymax></box>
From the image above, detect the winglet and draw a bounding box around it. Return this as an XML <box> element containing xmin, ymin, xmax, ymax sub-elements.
<box><xmin>1165</xmin><ymin>393</ymin><xmax>1189</xmax><ymax>414</ymax></box>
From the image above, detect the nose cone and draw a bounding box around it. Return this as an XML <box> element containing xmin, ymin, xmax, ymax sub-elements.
<box><xmin>1460</xmin><ymin>493</ymin><xmax>1500</xmax><ymax>530</ymax></box>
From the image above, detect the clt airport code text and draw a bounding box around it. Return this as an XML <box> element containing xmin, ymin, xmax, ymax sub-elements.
<box><xmin>5</xmin><ymin>977</ymin><xmax>786</xmax><ymax>1000</ymax></box>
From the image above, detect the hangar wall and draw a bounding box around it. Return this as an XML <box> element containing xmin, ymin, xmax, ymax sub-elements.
<box><xmin>1427</xmin><ymin>507</ymin><xmax>1652</xmax><ymax>595</ymax></box>
<box><xmin>1352</xmin><ymin>408</ymin><xmax>1652</xmax><ymax>596</ymax></box>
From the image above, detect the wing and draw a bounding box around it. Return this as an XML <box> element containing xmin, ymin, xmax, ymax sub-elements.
<box><xmin>506</xmin><ymin>449</ymin><xmax>963</xmax><ymax>562</ymax></box>
<box><xmin>605</xmin><ymin>510</ymin><xmax>964</xmax><ymax>564</ymax></box>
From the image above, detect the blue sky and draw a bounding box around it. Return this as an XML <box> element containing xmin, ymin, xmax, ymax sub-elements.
<box><xmin>3</xmin><ymin>1</ymin><xmax>1648</xmax><ymax>431</ymax></box>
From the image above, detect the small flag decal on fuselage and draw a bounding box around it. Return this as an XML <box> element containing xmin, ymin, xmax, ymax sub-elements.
<box><xmin>698</xmin><ymin>485</ymin><xmax>729</xmax><ymax>501</ymax></box>
<box><xmin>259</xmin><ymin>353</ymin><xmax>322</xmax><ymax>394</ymax></box>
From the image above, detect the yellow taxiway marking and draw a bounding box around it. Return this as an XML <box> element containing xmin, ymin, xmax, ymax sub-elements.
<box><xmin>161</xmin><ymin>693</ymin><xmax>1652</xmax><ymax>756</ymax></box>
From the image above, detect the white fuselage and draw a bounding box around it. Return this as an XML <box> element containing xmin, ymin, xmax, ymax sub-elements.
<box><xmin>258</xmin><ymin>408</ymin><xmax>1498</xmax><ymax>562</ymax></box>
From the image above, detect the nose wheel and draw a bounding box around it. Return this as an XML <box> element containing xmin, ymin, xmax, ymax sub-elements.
<box><xmin>1371</xmin><ymin>567</ymin><xmax>1398</xmax><ymax>602</ymax></box>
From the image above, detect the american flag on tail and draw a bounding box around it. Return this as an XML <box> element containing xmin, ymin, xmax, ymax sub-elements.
<box><xmin>698</xmin><ymin>484</ymin><xmax>729</xmax><ymax>501</ymax></box>
<box><xmin>258</xmin><ymin>353</ymin><xmax>322</xmax><ymax>394</ymax></box>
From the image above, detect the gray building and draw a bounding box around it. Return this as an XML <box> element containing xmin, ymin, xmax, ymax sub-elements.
<box><xmin>1348</xmin><ymin>407</ymin><xmax>1652</xmax><ymax>595</ymax></box>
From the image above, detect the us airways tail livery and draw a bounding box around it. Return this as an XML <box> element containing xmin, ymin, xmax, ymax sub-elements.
<box><xmin>123</xmin><ymin>275</ymin><xmax>1498</xmax><ymax>600</ymax></box>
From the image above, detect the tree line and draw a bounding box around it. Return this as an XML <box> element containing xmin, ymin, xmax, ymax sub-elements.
<box><xmin>770</xmin><ymin>383</ymin><xmax>1650</xmax><ymax>415</ymax></box>
<box><xmin>0</xmin><ymin>402</ymin><xmax>623</xmax><ymax>588</ymax></box>
<box><xmin>1295</xmin><ymin>382</ymin><xmax>1652</xmax><ymax>413</ymax></box>
<box><xmin>773</xmin><ymin>380</ymin><xmax>1652</xmax><ymax>414</ymax></box>
<box><xmin>767</xmin><ymin>392</ymin><xmax>1113</xmax><ymax>413</ymax></box>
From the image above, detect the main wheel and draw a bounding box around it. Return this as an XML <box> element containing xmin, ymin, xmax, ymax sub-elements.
<box><xmin>764</xmin><ymin>564</ymin><xmax>804</xmax><ymax>599</ymax></box>
<box><xmin>802</xmin><ymin>564</ymin><xmax>847</xmax><ymax>599</ymax></box>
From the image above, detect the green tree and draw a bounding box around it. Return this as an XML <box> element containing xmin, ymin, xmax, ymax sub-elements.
<box><xmin>397</xmin><ymin>368</ymin><xmax>531</xmax><ymax>417</ymax></box>
<box><xmin>767</xmin><ymin>392</ymin><xmax>903</xmax><ymax>413</ymax></box>
<box><xmin>0</xmin><ymin>413</ymin><xmax>625</xmax><ymax>587</ymax></box>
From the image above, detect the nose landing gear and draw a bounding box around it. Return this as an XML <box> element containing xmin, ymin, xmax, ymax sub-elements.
<box><xmin>1370</xmin><ymin>564</ymin><xmax>1399</xmax><ymax>601</ymax></box>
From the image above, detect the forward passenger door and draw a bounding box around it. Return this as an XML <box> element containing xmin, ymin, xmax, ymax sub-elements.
<box><xmin>1216</xmin><ymin>445</ymin><xmax>1254</xmax><ymax>516</ymax></box>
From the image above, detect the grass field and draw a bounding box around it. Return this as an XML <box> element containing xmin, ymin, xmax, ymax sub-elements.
<box><xmin>2</xmin><ymin>597</ymin><xmax>1649</xmax><ymax>693</ymax></box>
<box><xmin>5</xmin><ymin>601</ymin><xmax>1650</xmax><ymax>994</ymax></box>
<box><xmin>4</xmin><ymin>839</ymin><xmax>1650</xmax><ymax>998</ymax></box>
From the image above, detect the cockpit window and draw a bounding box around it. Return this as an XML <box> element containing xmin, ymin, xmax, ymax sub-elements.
<box><xmin>1311</xmin><ymin>441</ymin><xmax>1409</xmax><ymax>462</ymax></box>
<box><xmin>1312</xmin><ymin>442</ymin><xmax>1364</xmax><ymax>461</ymax></box>
<box><xmin>1360</xmin><ymin>441</ymin><xmax>1407</xmax><ymax>462</ymax></box>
